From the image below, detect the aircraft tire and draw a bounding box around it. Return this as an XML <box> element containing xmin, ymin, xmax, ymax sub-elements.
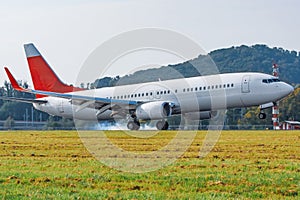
<box><xmin>258</xmin><ymin>113</ymin><xmax>266</xmax><ymax>119</ymax></box>
<box><xmin>127</xmin><ymin>120</ymin><xmax>140</xmax><ymax>130</ymax></box>
<box><xmin>156</xmin><ymin>120</ymin><xmax>169</xmax><ymax>130</ymax></box>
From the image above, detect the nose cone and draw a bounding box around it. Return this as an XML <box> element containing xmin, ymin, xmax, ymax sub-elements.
<box><xmin>281</xmin><ymin>83</ymin><xmax>294</xmax><ymax>97</ymax></box>
<box><xmin>288</xmin><ymin>84</ymin><xmax>294</xmax><ymax>94</ymax></box>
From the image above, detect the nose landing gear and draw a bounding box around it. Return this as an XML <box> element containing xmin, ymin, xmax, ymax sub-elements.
<box><xmin>258</xmin><ymin>112</ymin><xmax>266</xmax><ymax>119</ymax></box>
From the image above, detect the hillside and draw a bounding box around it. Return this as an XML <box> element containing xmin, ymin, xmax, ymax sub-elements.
<box><xmin>210</xmin><ymin>44</ymin><xmax>300</xmax><ymax>83</ymax></box>
<box><xmin>93</xmin><ymin>44</ymin><xmax>300</xmax><ymax>88</ymax></box>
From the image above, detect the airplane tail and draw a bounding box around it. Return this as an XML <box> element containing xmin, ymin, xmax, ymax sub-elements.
<box><xmin>24</xmin><ymin>43</ymin><xmax>82</xmax><ymax>98</ymax></box>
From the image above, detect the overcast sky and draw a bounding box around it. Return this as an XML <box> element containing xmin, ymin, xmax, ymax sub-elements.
<box><xmin>0</xmin><ymin>0</ymin><xmax>299</xmax><ymax>86</ymax></box>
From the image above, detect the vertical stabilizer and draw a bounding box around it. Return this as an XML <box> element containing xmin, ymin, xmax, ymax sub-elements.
<box><xmin>24</xmin><ymin>43</ymin><xmax>82</xmax><ymax>98</ymax></box>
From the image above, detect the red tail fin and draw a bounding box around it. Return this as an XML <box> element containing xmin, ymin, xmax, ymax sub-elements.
<box><xmin>24</xmin><ymin>43</ymin><xmax>82</xmax><ymax>98</ymax></box>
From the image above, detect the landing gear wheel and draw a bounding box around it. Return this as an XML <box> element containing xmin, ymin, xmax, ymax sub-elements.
<box><xmin>127</xmin><ymin>120</ymin><xmax>140</xmax><ymax>130</ymax></box>
<box><xmin>258</xmin><ymin>112</ymin><xmax>266</xmax><ymax>119</ymax></box>
<box><xmin>156</xmin><ymin>120</ymin><xmax>169</xmax><ymax>130</ymax></box>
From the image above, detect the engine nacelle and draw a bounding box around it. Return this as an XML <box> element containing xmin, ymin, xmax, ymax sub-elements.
<box><xmin>136</xmin><ymin>101</ymin><xmax>172</xmax><ymax>120</ymax></box>
<box><xmin>184</xmin><ymin>111</ymin><xmax>218</xmax><ymax>120</ymax></box>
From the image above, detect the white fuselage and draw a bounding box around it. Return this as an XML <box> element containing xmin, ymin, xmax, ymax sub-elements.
<box><xmin>33</xmin><ymin>72</ymin><xmax>294</xmax><ymax>121</ymax></box>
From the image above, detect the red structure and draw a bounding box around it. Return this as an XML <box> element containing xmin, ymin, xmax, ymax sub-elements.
<box><xmin>281</xmin><ymin>121</ymin><xmax>300</xmax><ymax>130</ymax></box>
<box><xmin>272</xmin><ymin>64</ymin><xmax>280</xmax><ymax>130</ymax></box>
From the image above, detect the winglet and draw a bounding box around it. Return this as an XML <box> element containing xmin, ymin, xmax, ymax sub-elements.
<box><xmin>4</xmin><ymin>67</ymin><xmax>25</xmax><ymax>91</ymax></box>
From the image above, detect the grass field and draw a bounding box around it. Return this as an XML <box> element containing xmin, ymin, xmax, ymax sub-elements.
<box><xmin>0</xmin><ymin>130</ymin><xmax>299</xmax><ymax>199</ymax></box>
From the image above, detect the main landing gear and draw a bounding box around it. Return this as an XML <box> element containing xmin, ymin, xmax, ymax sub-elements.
<box><xmin>156</xmin><ymin>120</ymin><xmax>169</xmax><ymax>130</ymax></box>
<box><xmin>127</xmin><ymin>119</ymin><xmax>140</xmax><ymax>130</ymax></box>
<box><xmin>127</xmin><ymin>119</ymin><xmax>169</xmax><ymax>130</ymax></box>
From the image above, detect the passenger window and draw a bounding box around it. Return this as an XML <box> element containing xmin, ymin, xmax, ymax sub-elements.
<box><xmin>199</xmin><ymin>87</ymin><xmax>202</xmax><ymax>90</ymax></box>
<box><xmin>203</xmin><ymin>86</ymin><xmax>206</xmax><ymax>90</ymax></box>
<box><xmin>195</xmin><ymin>87</ymin><xmax>198</xmax><ymax>91</ymax></box>
<box><xmin>191</xmin><ymin>88</ymin><xmax>193</xmax><ymax>92</ymax></box>
<box><xmin>183</xmin><ymin>88</ymin><xmax>185</xmax><ymax>92</ymax></box>
<box><xmin>231</xmin><ymin>83</ymin><xmax>234</xmax><ymax>87</ymax></box>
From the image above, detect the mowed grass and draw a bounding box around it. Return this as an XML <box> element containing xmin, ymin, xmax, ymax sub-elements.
<box><xmin>0</xmin><ymin>130</ymin><xmax>299</xmax><ymax>199</ymax></box>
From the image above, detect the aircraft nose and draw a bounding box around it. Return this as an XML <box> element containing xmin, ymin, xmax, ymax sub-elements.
<box><xmin>288</xmin><ymin>84</ymin><xmax>294</xmax><ymax>93</ymax></box>
<box><xmin>281</xmin><ymin>83</ymin><xmax>294</xmax><ymax>96</ymax></box>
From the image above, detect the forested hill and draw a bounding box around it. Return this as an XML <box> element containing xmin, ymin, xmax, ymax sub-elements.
<box><xmin>210</xmin><ymin>44</ymin><xmax>300</xmax><ymax>83</ymax></box>
<box><xmin>94</xmin><ymin>44</ymin><xmax>300</xmax><ymax>88</ymax></box>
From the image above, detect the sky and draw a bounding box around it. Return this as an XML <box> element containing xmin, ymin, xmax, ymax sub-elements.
<box><xmin>0</xmin><ymin>0</ymin><xmax>299</xmax><ymax>86</ymax></box>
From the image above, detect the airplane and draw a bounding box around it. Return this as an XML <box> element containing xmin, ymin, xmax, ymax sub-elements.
<box><xmin>1</xmin><ymin>43</ymin><xmax>294</xmax><ymax>130</ymax></box>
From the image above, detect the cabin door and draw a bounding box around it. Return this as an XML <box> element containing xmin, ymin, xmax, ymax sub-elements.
<box><xmin>241</xmin><ymin>75</ymin><xmax>250</xmax><ymax>93</ymax></box>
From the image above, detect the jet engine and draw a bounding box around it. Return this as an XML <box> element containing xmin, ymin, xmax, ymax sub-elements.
<box><xmin>136</xmin><ymin>101</ymin><xmax>172</xmax><ymax>120</ymax></box>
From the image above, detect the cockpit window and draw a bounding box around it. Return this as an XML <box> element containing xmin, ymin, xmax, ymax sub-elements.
<box><xmin>262</xmin><ymin>78</ymin><xmax>281</xmax><ymax>83</ymax></box>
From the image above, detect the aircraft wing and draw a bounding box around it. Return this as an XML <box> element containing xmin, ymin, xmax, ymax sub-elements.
<box><xmin>4</xmin><ymin>67</ymin><xmax>25</xmax><ymax>92</ymax></box>
<box><xmin>4</xmin><ymin>67</ymin><xmax>140</xmax><ymax>114</ymax></box>
<box><xmin>2</xmin><ymin>67</ymin><xmax>48</xmax><ymax>104</ymax></box>
<box><xmin>15</xmin><ymin>88</ymin><xmax>141</xmax><ymax>115</ymax></box>
<box><xmin>0</xmin><ymin>96</ymin><xmax>47</xmax><ymax>104</ymax></box>
<box><xmin>24</xmin><ymin>89</ymin><xmax>140</xmax><ymax>106</ymax></box>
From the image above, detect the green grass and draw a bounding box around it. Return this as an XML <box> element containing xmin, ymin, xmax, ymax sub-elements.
<box><xmin>0</xmin><ymin>130</ymin><xmax>299</xmax><ymax>199</ymax></box>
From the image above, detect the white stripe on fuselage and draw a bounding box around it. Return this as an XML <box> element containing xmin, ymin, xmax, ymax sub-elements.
<box><xmin>33</xmin><ymin>72</ymin><xmax>293</xmax><ymax>121</ymax></box>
